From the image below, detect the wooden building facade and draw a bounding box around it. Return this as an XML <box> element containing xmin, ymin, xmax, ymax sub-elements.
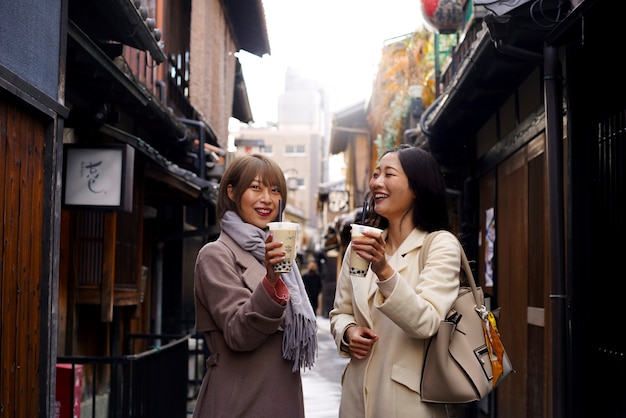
<box><xmin>0</xmin><ymin>0</ymin><xmax>270</xmax><ymax>416</ymax></box>
<box><xmin>420</xmin><ymin>0</ymin><xmax>625</xmax><ymax>416</ymax></box>
<box><xmin>326</xmin><ymin>1</ymin><xmax>624</xmax><ymax>417</ymax></box>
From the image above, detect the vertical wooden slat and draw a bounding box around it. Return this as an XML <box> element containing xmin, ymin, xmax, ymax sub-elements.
<box><xmin>0</xmin><ymin>100</ymin><xmax>45</xmax><ymax>416</ymax></box>
<box><xmin>527</xmin><ymin>134</ymin><xmax>549</xmax><ymax>417</ymax></box>
<box><xmin>0</xmin><ymin>93</ymin><xmax>7</xmax><ymax>414</ymax></box>
<box><xmin>58</xmin><ymin>210</ymin><xmax>72</xmax><ymax>354</ymax></box>
<box><xmin>15</xmin><ymin>102</ymin><xmax>30</xmax><ymax>415</ymax></box>
<box><xmin>101</xmin><ymin>212</ymin><xmax>117</xmax><ymax>322</ymax></box>
<box><xmin>497</xmin><ymin>147</ymin><xmax>529</xmax><ymax>418</ymax></box>
<box><xmin>27</xmin><ymin>110</ymin><xmax>44</xmax><ymax>412</ymax></box>
<box><xmin>3</xmin><ymin>101</ymin><xmax>20</xmax><ymax>415</ymax></box>
<box><xmin>0</xmin><ymin>98</ymin><xmax>5</xmax><ymax>240</ymax></box>
<box><xmin>9</xmin><ymin>103</ymin><xmax>44</xmax><ymax>417</ymax></box>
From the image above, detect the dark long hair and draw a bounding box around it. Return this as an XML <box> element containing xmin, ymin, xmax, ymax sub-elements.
<box><xmin>365</xmin><ymin>144</ymin><xmax>450</xmax><ymax>232</ymax></box>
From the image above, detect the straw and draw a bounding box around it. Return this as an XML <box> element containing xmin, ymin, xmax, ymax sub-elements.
<box><xmin>361</xmin><ymin>200</ymin><xmax>367</xmax><ymax>224</ymax></box>
<box><xmin>278</xmin><ymin>199</ymin><xmax>283</xmax><ymax>222</ymax></box>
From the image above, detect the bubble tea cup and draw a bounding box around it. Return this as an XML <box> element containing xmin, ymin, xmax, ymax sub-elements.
<box><xmin>268</xmin><ymin>222</ymin><xmax>299</xmax><ymax>273</ymax></box>
<box><xmin>349</xmin><ymin>224</ymin><xmax>383</xmax><ymax>277</ymax></box>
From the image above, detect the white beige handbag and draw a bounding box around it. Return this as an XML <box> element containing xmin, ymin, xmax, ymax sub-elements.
<box><xmin>419</xmin><ymin>231</ymin><xmax>514</xmax><ymax>403</ymax></box>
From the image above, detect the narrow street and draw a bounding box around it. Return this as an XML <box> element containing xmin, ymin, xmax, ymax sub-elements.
<box><xmin>302</xmin><ymin>316</ymin><xmax>349</xmax><ymax>418</ymax></box>
<box><xmin>187</xmin><ymin>316</ymin><xmax>349</xmax><ymax>417</ymax></box>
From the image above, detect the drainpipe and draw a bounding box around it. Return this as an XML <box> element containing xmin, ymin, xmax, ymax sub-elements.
<box><xmin>544</xmin><ymin>45</ymin><xmax>567</xmax><ymax>418</ymax></box>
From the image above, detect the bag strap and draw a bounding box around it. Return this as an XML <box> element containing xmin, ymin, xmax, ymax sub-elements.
<box><xmin>419</xmin><ymin>231</ymin><xmax>486</xmax><ymax>317</ymax></box>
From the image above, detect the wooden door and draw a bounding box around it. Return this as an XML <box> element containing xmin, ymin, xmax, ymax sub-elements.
<box><xmin>482</xmin><ymin>133</ymin><xmax>550</xmax><ymax>418</ymax></box>
<box><xmin>0</xmin><ymin>97</ymin><xmax>46</xmax><ymax>418</ymax></box>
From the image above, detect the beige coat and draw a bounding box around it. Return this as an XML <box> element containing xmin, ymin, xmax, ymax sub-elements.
<box><xmin>330</xmin><ymin>228</ymin><xmax>461</xmax><ymax>418</ymax></box>
<box><xmin>193</xmin><ymin>232</ymin><xmax>305</xmax><ymax>418</ymax></box>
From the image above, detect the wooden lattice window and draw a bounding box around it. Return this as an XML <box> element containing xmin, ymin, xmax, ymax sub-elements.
<box><xmin>75</xmin><ymin>207</ymin><xmax>143</xmax><ymax>320</ymax></box>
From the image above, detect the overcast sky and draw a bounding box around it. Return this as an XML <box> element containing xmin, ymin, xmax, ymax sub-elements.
<box><xmin>238</xmin><ymin>0</ymin><xmax>427</xmax><ymax>125</ymax></box>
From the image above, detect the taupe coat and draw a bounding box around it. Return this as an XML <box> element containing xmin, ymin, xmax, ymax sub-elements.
<box><xmin>193</xmin><ymin>232</ymin><xmax>304</xmax><ymax>418</ymax></box>
<box><xmin>330</xmin><ymin>228</ymin><xmax>461</xmax><ymax>418</ymax></box>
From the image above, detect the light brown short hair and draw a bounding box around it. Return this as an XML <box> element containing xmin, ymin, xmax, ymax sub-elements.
<box><xmin>216</xmin><ymin>154</ymin><xmax>287</xmax><ymax>220</ymax></box>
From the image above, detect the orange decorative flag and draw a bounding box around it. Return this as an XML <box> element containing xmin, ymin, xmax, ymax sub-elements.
<box><xmin>483</xmin><ymin>311</ymin><xmax>505</xmax><ymax>386</ymax></box>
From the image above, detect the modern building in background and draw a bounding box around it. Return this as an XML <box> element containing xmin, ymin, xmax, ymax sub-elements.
<box><xmin>232</xmin><ymin>68</ymin><xmax>332</xmax><ymax>260</ymax></box>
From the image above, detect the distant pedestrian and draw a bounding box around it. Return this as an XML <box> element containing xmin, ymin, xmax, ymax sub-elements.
<box><xmin>302</xmin><ymin>261</ymin><xmax>322</xmax><ymax>315</ymax></box>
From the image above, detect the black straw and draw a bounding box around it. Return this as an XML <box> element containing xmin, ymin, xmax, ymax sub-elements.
<box><xmin>278</xmin><ymin>199</ymin><xmax>283</xmax><ymax>222</ymax></box>
<box><xmin>361</xmin><ymin>201</ymin><xmax>367</xmax><ymax>224</ymax></box>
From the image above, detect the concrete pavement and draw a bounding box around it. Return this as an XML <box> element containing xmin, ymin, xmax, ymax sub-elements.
<box><xmin>302</xmin><ymin>316</ymin><xmax>349</xmax><ymax>418</ymax></box>
<box><xmin>187</xmin><ymin>315</ymin><xmax>349</xmax><ymax>417</ymax></box>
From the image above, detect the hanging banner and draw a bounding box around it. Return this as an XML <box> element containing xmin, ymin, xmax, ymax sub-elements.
<box><xmin>485</xmin><ymin>207</ymin><xmax>495</xmax><ymax>287</ymax></box>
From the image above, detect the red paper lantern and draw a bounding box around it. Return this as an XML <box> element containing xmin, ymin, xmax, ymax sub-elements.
<box><xmin>420</xmin><ymin>0</ymin><xmax>468</xmax><ymax>34</ymax></box>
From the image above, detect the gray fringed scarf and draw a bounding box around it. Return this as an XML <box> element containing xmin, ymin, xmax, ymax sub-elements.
<box><xmin>221</xmin><ymin>211</ymin><xmax>318</xmax><ymax>371</ymax></box>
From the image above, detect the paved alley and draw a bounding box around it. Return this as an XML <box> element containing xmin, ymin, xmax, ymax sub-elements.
<box><xmin>302</xmin><ymin>316</ymin><xmax>348</xmax><ymax>418</ymax></box>
<box><xmin>187</xmin><ymin>315</ymin><xmax>349</xmax><ymax>418</ymax></box>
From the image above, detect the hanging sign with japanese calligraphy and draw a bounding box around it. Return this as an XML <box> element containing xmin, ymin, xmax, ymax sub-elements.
<box><xmin>62</xmin><ymin>144</ymin><xmax>134</xmax><ymax>212</ymax></box>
